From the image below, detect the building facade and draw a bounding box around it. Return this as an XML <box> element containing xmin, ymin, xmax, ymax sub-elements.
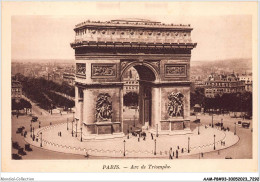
<box><xmin>204</xmin><ymin>73</ymin><xmax>245</xmax><ymax>98</ymax></box>
<box><xmin>12</xmin><ymin>80</ymin><xmax>22</xmax><ymax>101</ymax></box>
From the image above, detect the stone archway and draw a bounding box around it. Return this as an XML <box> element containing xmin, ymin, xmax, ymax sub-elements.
<box><xmin>71</xmin><ymin>19</ymin><xmax>197</xmax><ymax>139</ymax></box>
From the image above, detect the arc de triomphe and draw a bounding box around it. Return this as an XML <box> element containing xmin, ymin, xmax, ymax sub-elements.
<box><xmin>70</xmin><ymin>19</ymin><xmax>197</xmax><ymax>139</ymax></box>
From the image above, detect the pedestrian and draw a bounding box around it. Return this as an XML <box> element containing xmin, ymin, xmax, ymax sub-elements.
<box><xmin>138</xmin><ymin>137</ymin><xmax>140</xmax><ymax>142</ymax></box>
<box><xmin>60</xmin><ymin>132</ymin><xmax>62</xmax><ymax>137</ymax></box>
<box><xmin>172</xmin><ymin>151</ymin><xmax>174</xmax><ymax>157</ymax></box>
<box><xmin>181</xmin><ymin>148</ymin><xmax>184</xmax><ymax>153</ymax></box>
<box><xmin>223</xmin><ymin>141</ymin><xmax>225</xmax><ymax>146</ymax></box>
<box><xmin>169</xmin><ymin>148</ymin><xmax>173</xmax><ymax>159</ymax></box>
<box><xmin>201</xmin><ymin>153</ymin><xmax>204</xmax><ymax>158</ymax></box>
<box><xmin>177</xmin><ymin>146</ymin><xmax>179</xmax><ymax>150</ymax></box>
<box><xmin>151</xmin><ymin>133</ymin><xmax>153</xmax><ymax>140</ymax></box>
<box><xmin>176</xmin><ymin>150</ymin><xmax>178</xmax><ymax>158</ymax></box>
<box><xmin>143</xmin><ymin>136</ymin><xmax>146</xmax><ymax>141</ymax></box>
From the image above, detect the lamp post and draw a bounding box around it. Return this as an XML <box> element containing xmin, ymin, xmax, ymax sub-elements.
<box><xmin>127</xmin><ymin>124</ymin><xmax>129</xmax><ymax>139</ymax></box>
<box><xmin>156</xmin><ymin>124</ymin><xmax>159</xmax><ymax>137</ymax></box>
<box><xmin>154</xmin><ymin>139</ymin><xmax>157</xmax><ymax>155</ymax></box>
<box><xmin>211</xmin><ymin>114</ymin><xmax>214</xmax><ymax>128</ymax></box>
<box><xmin>234</xmin><ymin>122</ymin><xmax>236</xmax><ymax>135</ymax></box>
<box><xmin>40</xmin><ymin>132</ymin><xmax>42</xmax><ymax>147</ymax></box>
<box><xmin>80</xmin><ymin>127</ymin><xmax>83</xmax><ymax>142</ymax></box>
<box><xmin>123</xmin><ymin>140</ymin><xmax>126</xmax><ymax>156</ymax></box>
<box><xmin>72</xmin><ymin>120</ymin><xmax>74</xmax><ymax>137</ymax></box>
<box><xmin>67</xmin><ymin>118</ymin><xmax>69</xmax><ymax>130</ymax></box>
<box><xmin>198</xmin><ymin>123</ymin><xmax>200</xmax><ymax>135</ymax></box>
<box><xmin>213</xmin><ymin>134</ymin><xmax>216</xmax><ymax>150</ymax></box>
<box><xmin>75</xmin><ymin>119</ymin><xmax>78</xmax><ymax>137</ymax></box>
<box><xmin>188</xmin><ymin>137</ymin><xmax>190</xmax><ymax>153</ymax></box>
<box><xmin>221</xmin><ymin>118</ymin><xmax>223</xmax><ymax>127</ymax></box>
<box><xmin>30</xmin><ymin>123</ymin><xmax>32</xmax><ymax>138</ymax></box>
<box><xmin>32</xmin><ymin>127</ymin><xmax>35</xmax><ymax>141</ymax></box>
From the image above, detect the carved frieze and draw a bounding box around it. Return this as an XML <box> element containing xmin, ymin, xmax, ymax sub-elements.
<box><xmin>95</xmin><ymin>93</ymin><xmax>113</xmax><ymax>122</ymax></box>
<box><xmin>76</xmin><ymin>63</ymin><xmax>86</xmax><ymax>78</ymax></box>
<box><xmin>167</xmin><ymin>92</ymin><xmax>184</xmax><ymax>118</ymax></box>
<box><xmin>91</xmin><ymin>63</ymin><xmax>117</xmax><ymax>78</ymax></box>
<box><xmin>164</xmin><ymin>64</ymin><xmax>187</xmax><ymax>78</ymax></box>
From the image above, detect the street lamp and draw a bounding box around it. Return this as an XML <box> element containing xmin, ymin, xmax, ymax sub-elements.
<box><xmin>30</xmin><ymin>123</ymin><xmax>32</xmax><ymax>138</ymax></box>
<box><xmin>80</xmin><ymin>127</ymin><xmax>83</xmax><ymax>142</ymax></box>
<box><xmin>67</xmin><ymin>118</ymin><xmax>69</xmax><ymax>130</ymax></box>
<box><xmin>154</xmin><ymin>139</ymin><xmax>157</xmax><ymax>155</ymax></box>
<box><xmin>156</xmin><ymin>124</ymin><xmax>159</xmax><ymax>137</ymax></box>
<box><xmin>32</xmin><ymin>127</ymin><xmax>35</xmax><ymax>141</ymax></box>
<box><xmin>213</xmin><ymin>134</ymin><xmax>216</xmax><ymax>150</ymax></box>
<box><xmin>75</xmin><ymin>119</ymin><xmax>78</xmax><ymax>137</ymax></box>
<box><xmin>188</xmin><ymin>137</ymin><xmax>190</xmax><ymax>153</ymax></box>
<box><xmin>234</xmin><ymin>122</ymin><xmax>236</xmax><ymax>135</ymax></box>
<box><xmin>72</xmin><ymin>120</ymin><xmax>74</xmax><ymax>137</ymax></box>
<box><xmin>127</xmin><ymin>124</ymin><xmax>129</xmax><ymax>139</ymax></box>
<box><xmin>40</xmin><ymin>132</ymin><xmax>42</xmax><ymax>147</ymax></box>
<box><xmin>212</xmin><ymin>114</ymin><xmax>214</xmax><ymax>128</ymax></box>
<box><xmin>198</xmin><ymin>123</ymin><xmax>200</xmax><ymax>135</ymax></box>
<box><xmin>123</xmin><ymin>140</ymin><xmax>126</xmax><ymax>156</ymax></box>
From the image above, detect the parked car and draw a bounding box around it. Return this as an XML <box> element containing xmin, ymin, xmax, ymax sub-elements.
<box><xmin>12</xmin><ymin>153</ymin><xmax>22</xmax><ymax>160</ymax></box>
<box><xmin>18</xmin><ymin>148</ymin><xmax>27</xmax><ymax>156</ymax></box>
<box><xmin>31</xmin><ymin>116</ymin><xmax>38</xmax><ymax>122</ymax></box>
<box><xmin>25</xmin><ymin>144</ymin><xmax>32</xmax><ymax>151</ymax></box>
<box><xmin>242</xmin><ymin>122</ymin><xmax>250</xmax><ymax>129</ymax></box>
<box><xmin>16</xmin><ymin>127</ymin><xmax>23</xmax><ymax>134</ymax></box>
<box><xmin>193</xmin><ymin>119</ymin><xmax>200</xmax><ymax>123</ymax></box>
<box><xmin>12</xmin><ymin>141</ymin><xmax>21</xmax><ymax>150</ymax></box>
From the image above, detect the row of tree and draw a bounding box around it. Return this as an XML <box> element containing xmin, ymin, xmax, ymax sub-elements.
<box><xmin>191</xmin><ymin>87</ymin><xmax>252</xmax><ymax>116</ymax></box>
<box><xmin>14</xmin><ymin>73</ymin><xmax>75</xmax><ymax>111</ymax></box>
<box><xmin>123</xmin><ymin>92</ymin><xmax>139</xmax><ymax>106</ymax></box>
<box><xmin>14</xmin><ymin>73</ymin><xmax>75</xmax><ymax>97</ymax></box>
<box><xmin>12</xmin><ymin>98</ymin><xmax>32</xmax><ymax>114</ymax></box>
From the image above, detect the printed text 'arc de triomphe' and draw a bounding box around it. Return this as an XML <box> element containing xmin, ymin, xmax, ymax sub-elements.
<box><xmin>70</xmin><ymin>19</ymin><xmax>197</xmax><ymax>139</ymax></box>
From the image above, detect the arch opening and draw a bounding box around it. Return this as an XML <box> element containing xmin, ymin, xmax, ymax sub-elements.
<box><xmin>122</xmin><ymin>63</ymin><xmax>156</xmax><ymax>134</ymax></box>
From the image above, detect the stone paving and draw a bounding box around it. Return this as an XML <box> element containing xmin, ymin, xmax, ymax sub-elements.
<box><xmin>25</xmin><ymin>122</ymin><xmax>239</xmax><ymax>158</ymax></box>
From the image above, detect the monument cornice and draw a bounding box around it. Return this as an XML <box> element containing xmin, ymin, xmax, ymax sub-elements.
<box><xmin>71</xmin><ymin>41</ymin><xmax>197</xmax><ymax>49</ymax></box>
<box><xmin>75</xmin><ymin>54</ymin><xmax>192</xmax><ymax>60</ymax></box>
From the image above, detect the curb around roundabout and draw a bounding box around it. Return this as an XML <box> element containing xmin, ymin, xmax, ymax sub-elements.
<box><xmin>24</xmin><ymin>122</ymin><xmax>240</xmax><ymax>158</ymax></box>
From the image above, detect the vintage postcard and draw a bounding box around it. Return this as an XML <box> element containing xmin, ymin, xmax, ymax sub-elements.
<box><xmin>1</xmin><ymin>1</ymin><xmax>258</xmax><ymax>174</ymax></box>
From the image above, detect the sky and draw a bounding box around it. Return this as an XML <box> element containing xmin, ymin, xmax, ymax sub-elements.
<box><xmin>11</xmin><ymin>15</ymin><xmax>252</xmax><ymax>61</ymax></box>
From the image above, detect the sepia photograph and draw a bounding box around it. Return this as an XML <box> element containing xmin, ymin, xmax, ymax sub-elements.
<box><xmin>1</xmin><ymin>1</ymin><xmax>258</xmax><ymax>177</ymax></box>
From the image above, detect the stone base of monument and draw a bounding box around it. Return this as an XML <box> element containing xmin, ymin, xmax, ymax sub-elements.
<box><xmin>149</xmin><ymin>119</ymin><xmax>192</xmax><ymax>136</ymax></box>
<box><xmin>82</xmin><ymin>122</ymin><xmax>125</xmax><ymax>140</ymax></box>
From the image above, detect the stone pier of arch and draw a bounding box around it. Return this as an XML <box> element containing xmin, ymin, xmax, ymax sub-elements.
<box><xmin>70</xmin><ymin>19</ymin><xmax>197</xmax><ymax>139</ymax></box>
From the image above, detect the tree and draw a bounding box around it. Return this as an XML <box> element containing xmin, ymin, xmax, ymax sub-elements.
<box><xmin>123</xmin><ymin>92</ymin><xmax>138</xmax><ymax>106</ymax></box>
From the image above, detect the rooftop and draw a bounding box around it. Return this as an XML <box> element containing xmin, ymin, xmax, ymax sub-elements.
<box><xmin>75</xmin><ymin>19</ymin><xmax>192</xmax><ymax>30</ymax></box>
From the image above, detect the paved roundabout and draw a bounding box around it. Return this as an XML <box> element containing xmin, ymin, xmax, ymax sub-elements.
<box><xmin>25</xmin><ymin>122</ymin><xmax>239</xmax><ymax>158</ymax></box>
